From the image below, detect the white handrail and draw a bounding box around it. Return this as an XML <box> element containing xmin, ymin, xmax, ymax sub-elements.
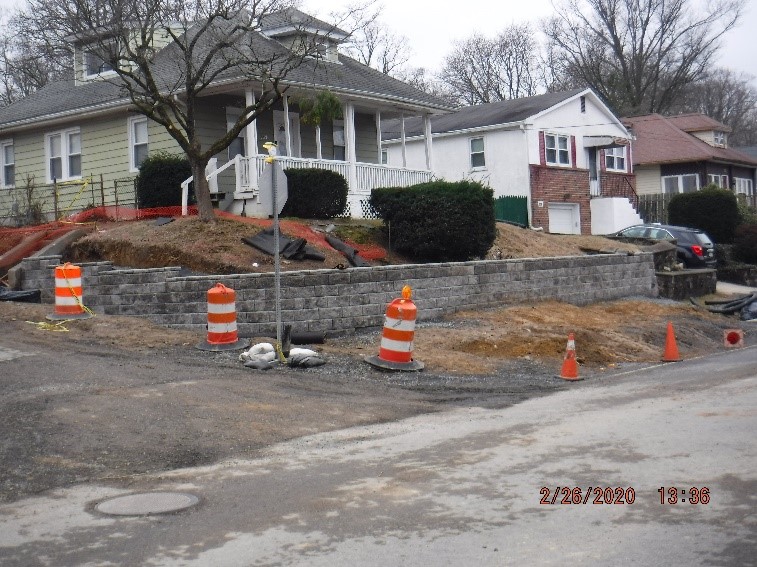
<box><xmin>181</xmin><ymin>156</ymin><xmax>241</xmax><ymax>216</ymax></box>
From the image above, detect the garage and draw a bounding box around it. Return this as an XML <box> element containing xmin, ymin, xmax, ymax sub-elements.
<box><xmin>548</xmin><ymin>203</ymin><xmax>581</xmax><ymax>234</ymax></box>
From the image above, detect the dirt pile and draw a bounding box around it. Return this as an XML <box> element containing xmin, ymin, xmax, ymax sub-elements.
<box><xmin>61</xmin><ymin>216</ymin><xmax>642</xmax><ymax>275</ymax></box>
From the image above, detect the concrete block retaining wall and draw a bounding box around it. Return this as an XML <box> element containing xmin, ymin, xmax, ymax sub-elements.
<box><xmin>19</xmin><ymin>253</ymin><xmax>658</xmax><ymax>336</ymax></box>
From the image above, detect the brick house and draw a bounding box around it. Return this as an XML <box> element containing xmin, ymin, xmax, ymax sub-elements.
<box><xmin>382</xmin><ymin>88</ymin><xmax>639</xmax><ymax>235</ymax></box>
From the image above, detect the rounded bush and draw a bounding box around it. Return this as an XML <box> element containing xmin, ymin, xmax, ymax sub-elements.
<box><xmin>281</xmin><ymin>168</ymin><xmax>348</xmax><ymax>219</ymax></box>
<box><xmin>136</xmin><ymin>152</ymin><xmax>192</xmax><ymax>208</ymax></box>
<box><xmin>733</xmin><ymin>224</ymin><xmax>757</xmax><ymax>264</ymax></box>
<box><xmin>668</xmin><ymin>186</ymin><xmax>740</xmax><ymax>243</ymax></box>
<box><xmin>370</xmin><ymin>180</ymin><xmax>496</xmax><ymax>261</ymax></box>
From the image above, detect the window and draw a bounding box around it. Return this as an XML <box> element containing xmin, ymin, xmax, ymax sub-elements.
<box><xmin>129</xmin><ymin>116</ymin><xmax>148</xmax><ymax>172</ymax></box>
<box><xmin>734</xmin><ymin>177</ymin><xmax>754</xmax><ymax>196</ymax></box>
<box><xmin>226</xmin><ymin>108</ymin><xmax>245</xmax><ymax>160</ymax></box>
<box><xmin>545</xmin><ymin>133</ymin><xmax>570</xmax><ymax>166</ymax></box>
<box><xmin>662</xmin><ymin>173</ymin><xmax>699</xmax><ymax>194</ymax></box>
<box><xmin>83</xmin><ymin>43</ymin><xmax>116</xmax><ymax>78</ymax></box>
<box><xmin>381</xmin><ymin>148</ymin><xmax>388</xmax><ymax>165</ymax></box>
<box><xmin>46</xmin><ymin>128</ymin><xmax>81</xmax><ymax>182</ymax></box>
<box><xmin>333</xmin><ymin>120</ymin><xmax>345</xmax><ymax>161</ymax></box>
<box><xmin>470</xmin><ymin>137</ymin><xmax>485</xmax><ymax>169</ymax></box>
<box><xmin>713</xmin><ymin>131</ymin><xmax>726</xmax><ymax>146</ymax></box>
<box><xmin>580</xmin><ymin>96</ymin><xmax>586</xmax><ymax>113</ymax></box>
<box><xmin>1</xmin><ymin>140</ymin><xmax>13</xmax><ymax>187</ymax></box>
<box><xmin>707</xmin><ymin>174</ymin><xmax>728</xmax><ymax>188</ymax></box>
<box><xmin>604</xmin><ymin>147</ymin><xmax>626</xmax><ymax>172</ymax></box>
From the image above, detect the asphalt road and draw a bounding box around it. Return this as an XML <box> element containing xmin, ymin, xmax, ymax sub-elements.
<box><xmin>0</xmin><ymin>345</ymin><xmax>755</xmax><ymax>567</ymax></box>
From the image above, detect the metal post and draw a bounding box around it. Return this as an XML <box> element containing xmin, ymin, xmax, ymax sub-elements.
<box><xmin>271</xmin><ymin>159</ymin><xmax>282</xmax><ymax>350</ymax></box>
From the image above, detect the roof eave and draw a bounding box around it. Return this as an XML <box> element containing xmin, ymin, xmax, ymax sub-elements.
<box><xmin>0</xmin><ymin>98</ymin><xmax>131</xmax><ymax>133</ymax></box>
<box><xmin>383</xmin><ymin>119</ymin><xmax>524</xmax><ymax>144</ymax></box>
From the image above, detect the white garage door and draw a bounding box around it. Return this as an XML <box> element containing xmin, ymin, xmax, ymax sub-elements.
<box><xmin>548</xmin><ymin>203</ymin><xmax>580</xmax><ymax>234</ymax></box>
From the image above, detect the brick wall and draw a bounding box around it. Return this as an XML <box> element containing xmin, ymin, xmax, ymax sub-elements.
<box><xmin>529</xmin><ymin>165</ymin><xmax>592</xmax><ymax>234</ymax></box>
<box><xmin>19</xmin><ymin>253</ymin><xmax>658</xmax><ymax>337</ymax></box>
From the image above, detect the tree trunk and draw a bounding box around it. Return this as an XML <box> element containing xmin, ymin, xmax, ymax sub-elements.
<box><xmin>191</xmin><ymin>160</ymin><xmax>215</xmax><ymax>222</ymax></box>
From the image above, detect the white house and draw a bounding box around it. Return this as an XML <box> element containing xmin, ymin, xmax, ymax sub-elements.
<box><xmin>382</xmin><ymin>89</ymin><xmax>641</xmax><ymax>235</ymax></box>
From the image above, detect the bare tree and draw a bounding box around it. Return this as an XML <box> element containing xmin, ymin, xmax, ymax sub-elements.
<box><xmin>338</xmin><ymin>2</ymin><xmax>411</xmax><ymax>76</ymax></box>
<box><xmin>670</xmin><ymin>68</ymin><xmax>757</xmax><ymax>146</ymax></box>
<box><xmin>439</xmin><ymin>23</ymin><xmax>542</xmax><ymax>106</ymax></box>
<box><xmin>0</xmin><ymin>7</ymin><xmax>72</xmax><ymax>106</ymax></box>
<box><xmin>543</xmin><ymin>0</ymin><xmax>745</xmax><ymax>115</ymax></box>
<box><xmin>11</xmin><ymin>0</ymin><xmax>358</xmax><ymax>221</ymax></box>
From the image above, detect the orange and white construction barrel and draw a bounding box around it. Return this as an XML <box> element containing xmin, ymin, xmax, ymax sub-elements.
<box><xmin>196</xmin><ymin>283</ymin><xmax>249</xmax><ymax>351</ymax></box>
<box><xmin>46</xmin><ymin>262</ymin><xmax>92</xmax><ymax>320</ymax></box>
<box><xmin>365</xmin><ymin>285</ymin><xmax>424</xmax><ymax>371</ymax></box>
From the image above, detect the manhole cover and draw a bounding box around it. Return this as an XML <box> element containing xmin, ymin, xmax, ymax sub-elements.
<box><xmin>95</xmin><ymin>492</ymin><xmax>199</xmax><ymax>516</ymax></box>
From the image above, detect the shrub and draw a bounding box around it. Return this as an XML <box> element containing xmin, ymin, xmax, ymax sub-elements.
<box><xmin>136</xmin><ymin>152</ymin><xmax>192</xmax><ymax>208</ymax></box>
<box><xmin>370</xmin><ymin>180</ymin><xmax>496</xmax><ymax>261</ymax></box>
<box><xmin>281</xmin><ymin>168</ymin><xmax>347</xmax><ymax>219</ymax></box>
<box><xmin>668</xmin><ymin>185</ymin><xmax>740</xmax><ymax>243</ymax></box>
<box><xmin>733</xmin><ymin>224</ymin><xmax>757</xmax><ymax>264</ymax></box>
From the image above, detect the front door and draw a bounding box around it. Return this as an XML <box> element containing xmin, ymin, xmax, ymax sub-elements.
<box><xmin>273</xmin><ymin>111</ymin><xmax>301</xmax><ymax>157</ymax></box>
<box><xmin>588</xmin><ymin>149</ymin><xmax>600</xmax><ymax>196</ymax></box>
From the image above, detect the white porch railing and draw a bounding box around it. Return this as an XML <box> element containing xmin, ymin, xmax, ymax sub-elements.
<box><xmin>239</xmin><ymin>155</ymin><xmax>432</xmax><ymax>194</ymax></box>
<box><xmin>182</xmin><ymin>155</ymin><xmax>433</xmax><ymax>217</ymax></box>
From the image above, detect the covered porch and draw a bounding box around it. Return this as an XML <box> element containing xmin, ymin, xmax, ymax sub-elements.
<box><xmin>183</xmin><ymin>85</ymin><xmax>440</xmax><ymax>218</ymax></box>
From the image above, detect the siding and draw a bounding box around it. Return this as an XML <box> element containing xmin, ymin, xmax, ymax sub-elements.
<box><xmin>355</xmin><ymin>112</ymin><xmax>378</xmax><ymax>163</ymax></box>
<box><xmin>635</xmin><ymin>166</ymin><xmax>662</xmax><ymax>195</ymax></box>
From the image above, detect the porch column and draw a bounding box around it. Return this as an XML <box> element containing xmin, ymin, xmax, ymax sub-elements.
<box><xmin>244</xmin><ymin>88</ymin><xmax>259</xmax><ymax>189</ymax></box>
<box><xmin>283</xmin><ymin>95</ymin><xmax>292</xmax><ymax>156</ymax></box>
<box><xmin>345</xmin><ymin>102</ymin><xmax>358</xmax><ymax>193</ymax></box>
<box><xmin>315</xmin><ymin>125</ymin><xmax>322</xmax><ymax>159</ymax></box>
<box><xmin>423</xmin><ymin>113</ymin><xmax>433</xmax><ymax>171</ymax></box>
<box><xmin>375</xmin><ymin>110</ymin><xmax>382</xmax><ymax>164</ymax></box>
<box><xmin>400</xmin><ymin>113</ymin><xmax>407</xmax><ymax>168</ymax></box>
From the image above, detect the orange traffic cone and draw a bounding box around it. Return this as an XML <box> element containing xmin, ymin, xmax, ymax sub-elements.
<box><xmin>661</xmin><ymin>321</ymin><xmax>680</xmax><ymax>362</ymax></box>
<box><xmin>558</xmin><ymin>333</ymin><xmax>580</xmax><ymax>381</ymax></box>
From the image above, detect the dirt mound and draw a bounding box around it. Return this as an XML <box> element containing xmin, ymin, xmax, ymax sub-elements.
<box><xmin>61</xmin><ymin>215</ymin><xmax>642</xmax><ymax>276</ymax></box>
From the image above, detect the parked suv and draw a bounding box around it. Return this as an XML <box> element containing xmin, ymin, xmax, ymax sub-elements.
<box><xmin>614</xmin><ymin>224</ymin><xmax>717</xmax><ymax>269</ymax></box>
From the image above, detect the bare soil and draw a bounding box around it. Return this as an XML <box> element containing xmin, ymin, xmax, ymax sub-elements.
<box><xmin>1</xmin><ymin>216</ymin><xmax>747</xmax><ymax>503</ymax></box>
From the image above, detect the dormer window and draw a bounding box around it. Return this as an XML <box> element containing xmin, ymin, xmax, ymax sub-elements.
<box><xmin>83</xmin><ymin>43</ymin><xmax>116</xmax><ymax>78</ymax></box>
<box><xmin>713</xmin><ymin>131</ymin><xmax>726</xmax><ymax>146</ymax></box>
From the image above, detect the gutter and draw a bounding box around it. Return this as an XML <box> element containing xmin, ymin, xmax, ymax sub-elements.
<box><xmin>383</xmin><ymin>120</ymin><xmax>524</xmax><ymax>144</ymax></box>
<box><xmin>0</xmin><ymin>98</ymin><xmax>131</xmax><ymax>133</ymax></box>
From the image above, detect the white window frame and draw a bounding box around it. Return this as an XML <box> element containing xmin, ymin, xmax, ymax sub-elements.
<box><xmin>734</xmin><ymin>177</ymin><xmax>753</xmax><ymax>196</ymax></box>
<box><xmin>661</xmin><ymin>173</ymin><xmax>700</xmax><ymax>194</ymax></box>
<box><xmin>604</xmin><ymin>146</ymin><xmax>626</xmax><ymax>172</ymax></box>
<box><xmin>128</xmin><ymin>116</ymin><xmax>149</xmax><ymax>173</ymax></box>
<box><xmin>713</xmin><ymin>131</ymin><xmax>726</xmax><ymax>146</ymax></box>
<box><xmin>45</xmin><ymin>128</ymin><xmax>81</xmax><ymax>183</ymax></box>
<box><xmin>381</xmin><ymin>148</ymin><xmax>388</xmax><ymax>165</ymax></box>
<box><xmin>545</xmin><ymin>132</ymin><xmax>571</xmax><ymax>167</ymax></box>
<box><xmin>707</xmin><ymin>173</ymin><xmax>729</xmax><ymax>188</ymax></box>
<box><xmin>470</xmin><ymin>136</ymin><xmax>486</xmax><ymax>170</ymax></box>
<box><xmin>1</xmin><ymin>139</ymin><xmax>14</xmax><ymax>188</ymax></box>
<box><xmin>82</xmin><ymin>42</ymin><xmax>117</xmax><ymax>80</ymax></box>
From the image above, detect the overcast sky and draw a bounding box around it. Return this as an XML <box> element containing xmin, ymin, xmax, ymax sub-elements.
<box><xmin>1</xmin><ymin>0</ymin><xmax>754</xmax><ymax>84</ymax></box>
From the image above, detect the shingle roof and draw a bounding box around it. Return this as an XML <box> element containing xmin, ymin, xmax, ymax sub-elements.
<box><xmin>260</xmin><ymin>7</ymin><xmax>349</xmax><ymax>39</ymax></box>
<box><xmin>382</xmin><ymin>89</ymin><xmax>586</xmax><ymax>139</ymax></box>
<box><xmin>0</xmin><ymin>12</ymin><xmax>452</xmax><ymax>131</ymax></box>
<box><xmin>664</xmin><ymin>113</ymin><xmax>731</xmax><ymax>133</ymax></box>
<box><xmin>623</xmin><ymin>114</ymin><xmax>757</xmax><ymax>167</ymax></box>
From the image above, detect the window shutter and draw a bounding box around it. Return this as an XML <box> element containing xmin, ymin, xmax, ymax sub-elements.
<box><xmin>570</xmin><ymin>136</ymin><xmax>577</xmax><ymax>168</ymax></box>
<box><xmin>539</xmin><ymin>131</ymin><xmax>546</xmax><ymax>165</ymax></box>
<box><xmin>600</xmin><ymin>149</ymin><xmax>606</xmax><ymax>172</ymax></box>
